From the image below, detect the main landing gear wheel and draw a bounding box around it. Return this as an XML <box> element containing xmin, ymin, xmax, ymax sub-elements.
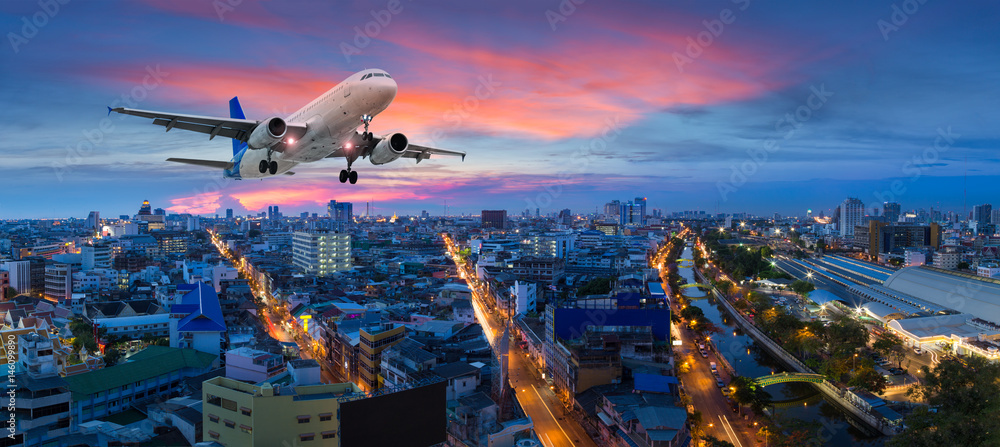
<box><xmin>339</xmin><ymin>170</ymin><xmax>349</xmax><ymax>183</ymax></box>
<box><xmin>349</xmin><ymin>170</ymin><xmax>358</xmax><ymax>184</ymax></box>
<box><xmin>268</xmin><ymin>161</ymin><xmax>278</xmax><ymax>175</ymax></box>
<box><xmin>258</xmin><ymin>160</ymin><xmax>268</xmax><ymax>173</ymax></box>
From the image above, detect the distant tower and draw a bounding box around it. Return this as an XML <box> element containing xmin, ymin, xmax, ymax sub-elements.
<box><xmin>138</xmin><ymin>200</ymin><xmax>152</xmax><ymax>216</ymax></box>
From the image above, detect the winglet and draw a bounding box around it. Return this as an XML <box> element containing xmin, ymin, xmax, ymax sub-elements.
<box><xmin>107</xmin><ymin>106</ymin><xmax>113</xmax><ymax>116</ymax></box>
<box><xmin>462</xmin><ymin>154</ymin><xmax>466</xmax><ymax>162</ymax></box>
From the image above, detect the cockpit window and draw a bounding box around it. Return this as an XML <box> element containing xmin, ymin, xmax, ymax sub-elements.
<box><xmin>384</xmin><ymin>74</ymin><xmax>392</xmax><ymax>78</ymax></box>
<box><xmin>361</xmin><ymin>73</ymin><xmax>372</xmax><ymax>80</ymax></box>
<box><xmin>373</xmin><ymin>73</ymin><xmax>384</xmax><ymax>77</ymax></box>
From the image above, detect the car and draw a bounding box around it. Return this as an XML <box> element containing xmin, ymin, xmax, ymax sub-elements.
<box><xmin>913</xmin><ymin>347</ymin><xmax>923</xmax><ymax>355</ymax></box>
<box><xmin>716</xmin><ymin>379</ymin><xmax>726</xmax><ymax>388</ymax></box>
<box><xmin>878</xmin><ymin>359</ymin><xmax>891</xmax><ymax>366</ymax></box>
<box><xmin>700</xmin><ymin>350</ymin><xmax>709</xmax><ymax>358</ymax></box>
<box><xmin>710</xmin><ymin>362</ymin><xmax>717</xmax><ymax>371</ymax></box>
<box><xmin>888</xmin><ymin>367</ymin><xmax>905</xmax><ymax>375</ymax></box>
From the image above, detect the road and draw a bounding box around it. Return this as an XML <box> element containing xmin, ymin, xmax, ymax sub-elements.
<box><xmin>443</xmin><ymin>234</ymin><xmax>599</xmax><ymax>447</ymax></box>
<box><xmin>508</xmin><ymin>346</ymin><xmax>597</xmax><ymax>447</ymax></box>
<box><xmin>674</xmin><ymin>318</ymin><xmax>757</xmax><ymax>447</ymax></box>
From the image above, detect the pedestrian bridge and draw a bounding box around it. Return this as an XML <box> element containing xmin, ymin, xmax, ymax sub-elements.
<box><xmin>679</xmin><ymin>283</ymin><xmax>711</xmax><ymax>289</ymax></box>
<box><xmin>754</xmin><ymin>372</ymin><xmax>827</xmax><ymax>387</ymax></box>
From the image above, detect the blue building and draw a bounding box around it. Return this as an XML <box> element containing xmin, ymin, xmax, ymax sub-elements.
<box><xmin>170</xmin><ymin>283</ymin><xmax>227</xmax><ymax>366</ymax></box>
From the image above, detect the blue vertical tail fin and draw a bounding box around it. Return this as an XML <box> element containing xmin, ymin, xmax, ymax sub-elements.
<box><xmin>229</xmin><ymin>96</ymin><xmax>248</xmax><ymax>156</ymax></box>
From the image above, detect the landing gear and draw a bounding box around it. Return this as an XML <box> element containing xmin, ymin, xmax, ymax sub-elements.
<box><xmin>269</xmin><ymin>161</ymin><xmax>278</xmax><ymax>175</ymax></box>
<box><xmin>361</xmin><ymin>114</ymin><xmax>373</xmax><ymax>141</ymax></box>
<box><xmin>258</xmin><ymin>160</ymin><xmax>268</xmax><ymax>173</ymax></box>
<box><xmin>339</xmin><ymin>169</ymin><xmax>358</xmax><ymax>184</ymax></box>
<box><xmin>340</xmin><ymin>156</ymin><xmax>359</xmax><ymax>184</ymax></box>
<box><xmin>260</xmin><ymin>149</ymin><xmax>278</xmax><ymax>175</ymax></box>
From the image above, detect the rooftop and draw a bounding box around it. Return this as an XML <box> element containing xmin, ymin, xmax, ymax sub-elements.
<box><xmin>65</xmin><ymin>346</ymin><xmax>217</xmax><ymax>400</ymax></box>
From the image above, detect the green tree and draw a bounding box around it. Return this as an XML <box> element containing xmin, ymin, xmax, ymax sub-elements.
<box><xmin>4</xmin><ymin>287</ymin><xmax>17</xmax><ymax>300</ymax></box>
<box><xmin>680</xmin><ymin>305</ymin><xmax>705</xmax><ymax>321</ymax></box>
<box><xmin>824</xmin><ymin>316</ymin><xmax>868</xmax><ymax>357</ymax></box>
<box><xmin>717</xmin><ymin>280</ymin><xmax>735</xmax><ymax>297</ymax></box>
<box><xmin>815</xmin><ymin>240</ymin><xmax>826</xmax><ymax>252</ymax></box>
<box><xmin>760</xmin><ymin>246</ymin><xmax>774</xmax><ymax>258</ymax></box>
<box><xmin>873</xmin><ymin>332</ymin><xmax>907</xmax><ymax>367</ymax></box>
<box><xmin>730</xmin><ymin>376</ymin><xmax>772</xmax><ymax>414</ymax></box>
<box><xmin>577</xmin><ymin>277</ymin><xmax>613</xmax><ymax>297</ymax></box>
<box><xmin>702</xmin><ymin>435</ymin><xmax>735</xmax><ymax>447</ymax></box>
<box><xmin>956</xmin><ymin>261</ymin><xmax>970</xmax><ymax>270</ymax></box>
<box><xmin>103</xmin><ymin>349</ymin><xmax>123</xmax><ymax>367</ymax></box>
<box><xmin>849</xmin><ymin>364</ymin><xmax>888</xmax><ymax>395</ymax></box>
<box><xmin>890</xmin><ymin>356</ymin><xmax>1000</xmax><ymax>447</ymax></box>
<box><xmin>790</xmin><ymin>280</ymin><xmax>816</xmax><ymax>295</ymax></box>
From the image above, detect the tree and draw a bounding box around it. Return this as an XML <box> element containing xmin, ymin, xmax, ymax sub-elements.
<box><xmin>824</xmin><ymin>316</ymin><xmax>868</xmax><ymax>357</ymax></box>
<box><xmin>248</xmin><ymin>228</ymin><xmax>261</xmax><ymax>238</ymax></box>
<box><xmin>760</xmin><ymin>246</ymin><xmax>774</xmax><ymax>258</ymax></box>
<box><xmin>956</xmin><ymin>261</ymin><xmax>970</xmax><ymax>270</ymax></box>
<box><xmin>890</xmin><ymin>356</ymin><xmax>1000</xmax><ymax>447</ymax></box>
<box><xmin>849</xmin><ymin>364</ymin><xmax>888</xmax><ymax>395</ymax></box>
<box><xmin>873</xmin><ymin>332</ymin><xmax>907</xmax><ymax>367</ymax></box>
<box><xmin>680</xmin><ymin>305</ymin><xmax>705</xmax><ymax>321</ymax></box>
<box><xmin>577</xmin><ymin>277</ymin><xmax>613</xmax><ymax>297</ymax></box>
<box><xmin>815</xmin><ymin>240</ymin><xmax>826</xmax><ymax>252</ymax></box>
<box><xmin>790</xmin><ymin>280</ymin><xmax>816</xmax><ymax>295</ymax></box>
<box><xmin>703</xmin><ymin>435</ymin><xmax>735</xmax><ymax>447</ymax></box>
<box><xmin>717</xmin><ymin>280</ymin><xmax>735</xmax><ymax>297</ymax></box>
<box><xmin>103</xmin><ymin>349</ymin><xmax>123</xmax><ymax>367</ymax></box>
<box><xmin>4</xmin><ymin>287</ymin><xmax>17</xmax><ymax>300</ymax></box>
<box><xmin>730</xmin><ymin>376</ymin><xmax>772</xmax><ymax>414</ymax></box>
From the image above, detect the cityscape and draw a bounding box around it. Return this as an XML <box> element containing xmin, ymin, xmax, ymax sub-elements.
<box><xmin>3</xmin><ymin>1</ymin><xmax>1000</xmax><ymax>447</ymax></box>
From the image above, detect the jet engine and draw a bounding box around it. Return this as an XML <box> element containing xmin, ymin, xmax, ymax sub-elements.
<box><xmin>369</xmin><ymin>133</ymin><xmax>408</xmax><ymax>165</ymax></box>
<box><xmin>247</xmin><ymin>117</ymin><xmax>287</xmax><ymax>149</ymax></box>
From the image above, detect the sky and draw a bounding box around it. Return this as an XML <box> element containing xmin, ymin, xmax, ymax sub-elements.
<box><xmin>1</xmin><ymin>0</ymin><xmax>998</xmax><ymax>219</ymax></box>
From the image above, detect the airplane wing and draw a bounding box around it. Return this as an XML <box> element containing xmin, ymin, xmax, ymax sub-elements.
<box><xmin>401</xmin><ymin>144</ymin><xmax>467</xmax><ymax>163</ymax></box>
<box><xmin>325</xmin><ymin>133</ymin><xmax>466</xmax><ymax>163</ymax></box>
<box><xmin>110</xmin><ymin>107</ymin><xmax>308</xmax><ymax>151</ymax></box>
<box><xmin>166</xmin><ymin>158</ymin><xmax>234</xmax><ymax>169</ymax></box>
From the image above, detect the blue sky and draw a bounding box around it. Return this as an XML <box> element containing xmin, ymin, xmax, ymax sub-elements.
<box><xmin>1</xmin><ymin>0</ymin><xmax>997</xmax><ymax>219</ymax></box>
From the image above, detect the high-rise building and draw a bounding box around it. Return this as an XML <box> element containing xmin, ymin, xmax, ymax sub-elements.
<box><xmin>558</xmin><ymin>209</ymin><xmax>572</xmax><ymax>226</ymax></box>
<box><xmin>84</xmin><ymin>211</ymin><xmax>101</xmax><ymax>233</ymax></box>
<box><xmin>882</xmin><ymin>202</ymin><xmax>901</xmax><ymax>223</ymax></box>
<box><xmin>81</xmin><ymin>243</ymin><xmax>112</xmax><ymax>270</ymax></box>
<box><xmin>634</xmin><ymin>197</ymin><xmax>647</xmax><ymax>225</ymax></box>
<box><xmin>603</xmin><ymin>200</ymin><xmax>622</xmax><ymax>218</ymax></box>
<box><xmin>44</xmin><ymin>263</ymin><xmax>73</xmax><ymax>303</ymax></box>
<box><xmin>292</xmin><ymin>231</ymin><xmax>352</xmax><ymax>276</ymax></box>
<box><xmin>973</xmin><ymin>204</ymin><xmax>993</xmax><ymax>226</ymax></box>
<box><xmin>328</xmin><ymin>200</ymin><xmax>353</xmax><ymax>222</ymax></box>
<box><xmin>2</xmin><ymin>260</ymin><xmax>30</xmax><ymax>296</ymax></box>
<box><xmin>138</xmin><ymin>200</ymin><xmax>152</xmax><ymax>216</ymax></box>
<box><xmin>358</xmin><ymin>323</ymin><xmax>405</xmax><ymax>390</ymax></box>
<box><xmin>839</xmin><ymin>197</ymin><xmax>865</xmax><ymax>237</ymax></box>
<box><xmin>619</xmin><ymin>201</ymin><xmax>645</xmax><ymax>227</ymax></box>
<box><xmin>226</xmin><ymin>208</ymin><xmax>234</xmax><ymax>220</ymax></box>
<box><xmin>154</xmin><ymin>208</ymin><xmax>165</xmax><ymax>216</ymax></box>
<box><xmin>421</xmin><ymin>210</ymin><xmax>429</xmax><ymax>219</ymax></box>
<box><xmin>992</xmin><ymin>209</ymin><xmax>1000</xmax><ymax>225</ymax></box>
<box><xmin>481</xmin><ymin>210</ymin><xmax>507</xmax><ymax>229</ymax></box>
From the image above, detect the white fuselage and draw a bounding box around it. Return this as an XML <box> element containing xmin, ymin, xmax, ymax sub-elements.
<box><xmin>231</xmin><ymin>70</ymin><xmax>398</xmax><ymax>179</ymax></box>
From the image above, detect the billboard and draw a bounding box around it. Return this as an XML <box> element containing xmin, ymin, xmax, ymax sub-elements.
<box><xmin>340</xmin><ymin>380</ymin><xmax>446</xmax><ymax>447</ymax></box>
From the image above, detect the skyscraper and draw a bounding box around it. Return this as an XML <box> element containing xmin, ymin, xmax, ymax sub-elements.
<box><xmin>603</xmin><ymin>200</ymin><xmax>622</xmax><ymax>217</ymax></box>
<box><xmin>85</xmin><ymin>211</ymin><xmax>101</xmax><ymax>233</ymax></box>
<box><xmin>973</xmin><ymin>204</ymin><xmax>993</xmax><ymax>226</ymax></box>
<box><xmin>328</xmin><ymin>200</ymin><xmax>353</xmax><ymax>222</ymax></box>
<box><xmin>840</xmin><ymin>197</ymin><xmax>865</xmax><ymax>237</ymax></box>
<box><xmin>292</xmin><ymin>230</ymin><xmax>352</xmax><ymax>275</ymax></box>
<box><xmin>138</xmin><ymin>200</ymin><xmax>152</xmax><ymax>216</ymax></box>
<box><xmin>634</xmin><ymin>197</ymin><xmax>647</xmax><ymax>225</ymax></box>
<box><xmin>481</xmin><ymin>210</ymin><xmax>507</xmax><ymax>229</ymax></box>
<box><xmin>225</xmin><ymin>208</ymin><xmax>234</xmax><ymax>220</ymax></box>
<box><xmin>883</xmin><ymin>202</ymin><xmax>901</xmax><ymax>223</ymax></box>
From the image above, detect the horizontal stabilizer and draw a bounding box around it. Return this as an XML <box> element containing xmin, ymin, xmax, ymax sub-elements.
<box><xmin>166</xmin><ymin>158</ymin><xmax>233</xmax><ymax>170</ymax></box>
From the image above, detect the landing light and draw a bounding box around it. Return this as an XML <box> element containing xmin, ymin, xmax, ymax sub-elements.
<box><xmin>288</xmin><ymin>138</ymin><xmax>295</xmax><ymax>144</ymax></box>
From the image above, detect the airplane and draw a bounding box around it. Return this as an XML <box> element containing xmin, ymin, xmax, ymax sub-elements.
<box><xmin>110</xmin><ymin>69</ymin><xmax>466</xmax><ymax>184</ymax></box>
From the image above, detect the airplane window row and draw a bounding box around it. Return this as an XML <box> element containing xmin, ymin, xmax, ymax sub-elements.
<box><xmin>361</xmin><ymin>73</ymin><xmax>392</xmax><ymax>80</ymax></box>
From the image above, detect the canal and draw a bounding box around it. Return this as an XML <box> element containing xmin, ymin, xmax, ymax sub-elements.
<box><xmin>677</xmin><ymin>245</ymin><xmax>884</xmax><ymax>446</ymax></box>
